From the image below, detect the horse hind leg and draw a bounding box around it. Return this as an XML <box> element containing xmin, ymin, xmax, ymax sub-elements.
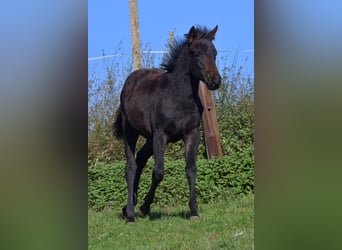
<box><xmin>122</xmin><ymin>126</ymin><xmax>139</xmax><ymax>223</ymax></box>
<box><xmin>139</xmin><ymin>130</ymin><xmax>166</xmax><ymax>217</ymax></box>
<box><xmin>133</xmin><ymin>139</ymin><xmax>153</xmax><ymax>207</ymax></box>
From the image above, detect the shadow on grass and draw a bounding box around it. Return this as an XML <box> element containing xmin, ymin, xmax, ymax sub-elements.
<box><xmin>117</xmin><ymin>210</ymin><xmax>192</xmax><ymax>222</ymax></box>
<box><xmin>146</xmin><ymin>210</ymin><xmax>191</xmax><ymax>221</ymax></box>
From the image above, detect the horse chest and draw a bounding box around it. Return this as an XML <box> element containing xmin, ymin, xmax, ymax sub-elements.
<box><xmin>153</xmin><ymin>95</ymin><xmax>199</xmax><ymax>133</ymax></box>
<box><xmin>161</xmin><ymin>110</ymin><xmax>200</xmax><ymax>141</ymax></box>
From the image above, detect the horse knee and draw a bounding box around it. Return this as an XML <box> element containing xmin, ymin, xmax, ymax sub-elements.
<box><xmin>153</xmin><ymin>168</ymin><xmax>164</xmax><ymax>182</ymax></box>
<box><xmin>125</xmin><ymin>162</ymin><xmax>137</xmax><ymax>180</ymax></box>
<box><xmin>186</xmin><ymin>166</ymin><xmax>197</xmax><ymax>179</ymax></box>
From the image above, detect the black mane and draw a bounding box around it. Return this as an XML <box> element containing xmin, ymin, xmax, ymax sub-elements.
<box><xmin>161</xmin><ymin>26</ymin><xmax>214</xmax><ymax>72</ymax></box>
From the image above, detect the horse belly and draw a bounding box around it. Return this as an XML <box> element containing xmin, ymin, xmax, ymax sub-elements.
<box><xmin>125</xmin><ymin>107</ymin><xmax>153</xmax><ymax>137</ymax></box>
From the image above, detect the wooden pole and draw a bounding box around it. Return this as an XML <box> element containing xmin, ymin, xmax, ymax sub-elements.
<box><xmin>129</xmin><ymin>0</ymin><xmax>142</xmax><ymax>70</ymax></box>
<box><xmin>198</xmin><ymin>81</ymin><xmax>223</xmax><ymax>159</ymax></box>
<box><xmin>169</xmin><ymin>31</ymin><xmax>174</xmax><ymax>45</ymax></box>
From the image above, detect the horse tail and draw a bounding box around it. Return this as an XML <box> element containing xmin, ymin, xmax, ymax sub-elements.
<box><xmin>113</xmin><ymin>106</ymin><xmax>123</xmax><ymax>139</ymax></box>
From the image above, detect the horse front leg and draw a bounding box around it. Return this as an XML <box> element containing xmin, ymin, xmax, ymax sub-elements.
<box><xmin>184</xmin><ymin>128</ymin><xmax>200</xmax><ymax>219</ymax></box>
<box><xmin>139</xmin><ymin>130</ymin><xmax>166</xmax><ymax>217</ymax></box>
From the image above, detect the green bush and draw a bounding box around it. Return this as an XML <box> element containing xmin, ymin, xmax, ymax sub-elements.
<box><xmin>88</xmin><ymin>151</ymin><xmax>254</xmax><ymax>211</ymax></box>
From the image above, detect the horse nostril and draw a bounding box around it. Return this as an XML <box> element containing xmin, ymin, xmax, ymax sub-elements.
<box><xmin>212</xmin><ymin>74</ymin><xmax>221</xmax><ymax>85</ymax></box>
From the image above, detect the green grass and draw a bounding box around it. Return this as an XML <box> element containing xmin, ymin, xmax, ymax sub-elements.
<box><xmin>88</xmin><ymin>193</ymin><xmax>254</xmax><ymax>249</ymax></box>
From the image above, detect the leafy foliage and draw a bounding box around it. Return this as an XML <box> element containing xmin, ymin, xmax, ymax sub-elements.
<box><xmin>88</xmin><ymin>152</ymin><xmax>254</xmax><ymax>210</ymax></box>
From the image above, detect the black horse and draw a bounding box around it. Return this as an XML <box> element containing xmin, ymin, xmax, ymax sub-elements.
<box><xmin>113</xmin><ymin>25</ymin><xmax>221</xmax><ymax>223</ymax></box>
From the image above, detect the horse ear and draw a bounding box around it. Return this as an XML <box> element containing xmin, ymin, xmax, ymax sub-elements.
<box><xmin>188</xmin><ymin>26</ymin><xmax>197</xmax><ymax>44</ymax></box>
<box><xmin>208</xmin><ymin>25</ymin><xmax>218</xmax><ymax>41</ymax></box>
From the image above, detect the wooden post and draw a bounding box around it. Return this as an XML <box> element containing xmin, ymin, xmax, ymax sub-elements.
<box><xmin>198</xmin><ymin>81</ymin><xmax>222</xmax><ymax>159</ymax></box>
<box><xmin>129</xmin><ymin>0</ymin><xmax>142</xmax><ymax>70</ymax></box>
<box><xmin>169</xmin><ymin>31</ymin><xmax>174</xmax><ymax>45</ymax></box>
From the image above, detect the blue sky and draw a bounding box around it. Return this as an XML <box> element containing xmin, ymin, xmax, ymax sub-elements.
<box><xmin>88</xmin><ymin>0</ymin><xmax>254</xmax><ymax>78</ymax></box>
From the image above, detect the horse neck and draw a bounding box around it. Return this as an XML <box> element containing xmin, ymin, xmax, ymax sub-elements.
<box><xmin>169</xmin><ymin>50</ymin><xmax>197</xmax><ymax>96</ymax></box>
<box><xmin>168</xmin><ymin>57</ymin><xmax>202</xmax><ymax>111</ymax></box>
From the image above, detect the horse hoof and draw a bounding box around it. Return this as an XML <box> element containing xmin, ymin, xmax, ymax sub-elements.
<box><xmin>126</xmin><ymin>217</ymin><xmax>135</xmax><ymax>223</ymax></box>
<box><xmin>190</xmin><ymin>215</ymin><xmax>200</xmax><ymax>220</ymax></box>
<box><xmin>138</xmin><ymin>208</ymin><xmax>147</xmax><ymax>218</ymax></box>
<box><xmin>139</xmin><ymin>205</ymin><xmax>150</xmax><ymax>218</ymax></box>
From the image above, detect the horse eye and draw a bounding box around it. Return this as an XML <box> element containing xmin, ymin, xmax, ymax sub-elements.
<box><xmin>194</xmin><ymin>52</ymin><xmax>201</xmax><ymax>59</ymax></box>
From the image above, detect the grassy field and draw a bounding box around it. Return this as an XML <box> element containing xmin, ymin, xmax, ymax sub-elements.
<box><xmin>88</xmin><ymin>193</ymin><xmax>253</xmax><ymax>249</ymax></box>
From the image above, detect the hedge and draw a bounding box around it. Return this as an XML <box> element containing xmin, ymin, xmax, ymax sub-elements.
<box><xmin>88</xmin><ymin>148</ymin><xmax>254</xmax><ymax>211</ymax></box>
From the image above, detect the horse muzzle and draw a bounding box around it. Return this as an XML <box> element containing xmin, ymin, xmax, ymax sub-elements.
<box><xmin>206</xmin><ymin>74</ymin><xmax>221</xmax><ymax>90</ymax></box>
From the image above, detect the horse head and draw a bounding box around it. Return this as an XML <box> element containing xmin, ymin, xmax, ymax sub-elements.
<box><xmin>187</xmin><ymin>25</ymin><xmax>221</xmax><ymax>90</ymax></box>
